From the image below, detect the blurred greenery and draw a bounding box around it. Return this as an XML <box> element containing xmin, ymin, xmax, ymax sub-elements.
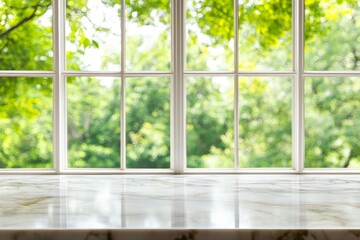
<box><xmin>187</xmin><ymin>77</ymin><xmax>234</xmax><ymax>168</ymax></box>
<box><xmin>0</xmin><ymin>0</ymin><xmax>359</xmax><ymax>168</ymax></box>
<box><xmin>305</xmin><ymin>77</ymin><xmax>360</xmax><ymax>168</ymax></box>
<box><xmin>0</xmin><ymin>77</ymin><xmax>52</xmax><ymax>168</ymax></box>
<box><xmin>67</xmin><ymin>77</ymin><xmax>121</xmax><ymax>168</ymax></box>
<box><xmin>126</xmin><ymin>77</ymin><xmax>170</xmax><ymax>168</ymax></box>
<box><xmin>239</xmin><ymin>77</ymin><xmax>292</xmax><ymax>168</ymax></box>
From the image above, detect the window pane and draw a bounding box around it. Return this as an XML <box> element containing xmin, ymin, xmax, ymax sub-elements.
<box><xmin>239</xmin><ymin>77</ymin><xmax>292</xmax><ymax>168</ymax></box>
<box><xmin>305</xmin><ymin>77</ymin><xmax>360</xmax><ymax>168</ymax></box>
<box><xmin>126</xmin><ymin>77</ymin><xmax>170</xmax><ymax>168</ymax></box>
<box><xmin>126</xmin><ymin>0</ymin><xmax>171</xmax><ymax>71</ymax></box>
<box><xmin>187</xmin><ymin>77</ymin><xmax>234</xmax><ymax>168</ymax></box>
<box><xmin>66</xmin><ymin>0</ymin><xmax>121</xmax><ymax>71</ymax></box>
<box><xmin>238</xmin><ymin>0</ymin><xmax>292</xmax><ymax>70</ymax></box>
<box><xmin>0</xmin><ymin>77</ymin><xmax>53</xmax><ymax>168</ymax></box>
<box><xmin>305</xmin><ymin>0</ymin><xmax>360</xmax><ymax>70</ymax></box>
<box><xmin>0</xmin><ymin>1</ymin><xmax>53</xmax><ymax>70</ymax></box>
<box><xmin>186</xmin><ymin>0</ymin><xmax>234</xmax><ymax>71</ymax></box>
<box><xmin>67</xmin><ymin>77</ymin><xmax>120</xmax><ymax>168</ymax></box>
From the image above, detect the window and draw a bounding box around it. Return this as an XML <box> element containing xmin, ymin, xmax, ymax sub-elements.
<box><xmin>0</xmin><ymin>0</ymin><xmax>359</xmax><ymax>173</ymax></box>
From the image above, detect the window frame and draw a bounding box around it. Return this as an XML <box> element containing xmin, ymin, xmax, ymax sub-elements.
<box><xmin>1</xmin><ymin>0</ymin><xmax>360</xmax><ymax>174</ymax></box>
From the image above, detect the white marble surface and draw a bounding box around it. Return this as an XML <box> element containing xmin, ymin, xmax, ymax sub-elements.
<box><xmin>0</xmin><ymin>175</ymin><xmax>359</xmax><ymax>230</ymax></box>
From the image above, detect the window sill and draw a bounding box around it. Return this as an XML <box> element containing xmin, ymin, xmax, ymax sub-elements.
<box><xmin>0</xmin><ymin>174</ymin><xmax>358</xmax><ymax>235</ymax></box>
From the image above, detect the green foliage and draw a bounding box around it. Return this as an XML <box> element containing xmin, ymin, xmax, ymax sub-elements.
<box><xmin>66</xmin><ymin>0</ymin><xmax>121</xmax><ymax>70</ymax></box>
<box><xmin>67</xmin><ymin>77</ymin><xmax>121</xmax><ymax>168</ymax></box>
<box><xmin>0</xmin><ymin>0</ymin><xmax>52</xmax><ymax>70</ymax></box>
<box><xmin>187</xmin><ymin>77</ymin><xmax>234</xmax><ymax>168</ymax></box>
<box><xmin>305</xmin><ymin>77</ymin><xmax>360</xmax><ymax>168</ymax></box>
<box><xmin>189</xmin><ymin>0</ymin><xmax>234</xmax><ymax>45</ymax></box>
<box><xmin>126</xmin><ymin>77</ymin><xmax>170</xmax><ymax>168</ymax></box>
<box><xmin>239</xmin><ymin>0</ymin><xmax>291</xmax><ymax>52</ymax></box>
<box><xmin>0</xmin><ymin>78</ymin><xmax>52</xmax><ymax>168</ymax></box>
<box><xmin>305</xmin><ymin>0</ymin><xmax>360</xmax><ymax>70</ymax></box>
<box><xmin>239</xmin><ymin>78</ymin><xmax>292</xmax><ymax>167</ymax></box>
<box><xmin>126</xmin><ymin>0</ymin><xmax>170</xmax><ymax>25</ymax></box>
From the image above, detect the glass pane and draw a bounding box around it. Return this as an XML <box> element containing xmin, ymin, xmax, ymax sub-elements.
<box><xmin>187</xmin><ymin>77</ymin><xmax>234</xmax><ymax>168</ymax></box>
<box><xmin>239</xmin><ymin>77</ymin><xmax>292</xmax><ymax>167</ymax></box>
<box><xmin>186</xmin><ymin>0</ymin><xmax>234</xmax><ymax>71</ymax></box>
<box><xmin>0</xmin><ymin>77</ymin><xmax>53</xmax><ymax>168</ymax></box>
<box><xmin>126</xmin><ymin>77</ymin><xmax>170</xmax><ymax>168</ymax></box>
<box><xmin>67</xmin><ymin>77</ymin><xmax>120</xmax><ymax>168</ymax></box>
<box><xmin>238</xmin><ymin>0</ymin><xmax>292</xmax><ymax>70</ymax></box>
<box><xmin>305</xmin><ymin>77</ymin><xmax>360</xmax><ymax>168</ymax></box>
<box><xmin>126</xmin><ymin>0</ymin><xmax>171</xmax><ymax>71</ymax></box>
<box><xmin>305</xmin><ymin>0</ymin><xmax>360</xmax><ymax>70</ymax></box>
<box><xmin>0</xmin><ymin>1</ymin><xmax>53</xmax><ymax>70</ymax></box>
<box><xmin>66</xmin><ymin>0</ymin><xmax>121</xmax><ymax>71</ymax></box>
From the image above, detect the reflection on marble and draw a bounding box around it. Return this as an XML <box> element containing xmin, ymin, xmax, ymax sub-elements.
<box><xmin>0</xmin><ymin>175</ymin><xmax>360</xmax><ymax>239</ymax></box>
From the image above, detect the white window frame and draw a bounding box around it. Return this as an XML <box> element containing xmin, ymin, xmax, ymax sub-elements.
<box><xmin>1</xmin><ymin>0</ymin><xmax>360</xmax><ymax>174</ymax></box>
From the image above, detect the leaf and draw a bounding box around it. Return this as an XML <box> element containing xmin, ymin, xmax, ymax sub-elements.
<box><xmin>92</xmin><ymin>40</ymin><xmax>99</xmax><ymax>49</ymax></box>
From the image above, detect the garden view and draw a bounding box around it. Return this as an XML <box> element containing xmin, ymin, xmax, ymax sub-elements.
<box><xmin>0</xmin><ymin>0</ymin><xmax>359</xmax><ymax>168</ymax></box>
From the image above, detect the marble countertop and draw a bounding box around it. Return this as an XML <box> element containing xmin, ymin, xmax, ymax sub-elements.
<box><xmin>0</xmin><ymin>174</ymin><xmax>360</xmax><ymax>239</ymax></box>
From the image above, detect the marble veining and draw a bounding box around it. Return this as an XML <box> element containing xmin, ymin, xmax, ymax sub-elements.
<box><xmin>0</xmin><ymin>175</ymin><xmax>360</xmax><ymax>230</ymax></box>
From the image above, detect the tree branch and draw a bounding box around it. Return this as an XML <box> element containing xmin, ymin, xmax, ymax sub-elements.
<box><xmin>342</xmin><ymin>149</ymin><xmax>354</xmax><ymax>168</ymax></box>
<box><xmin>351</xmin><ymin>15</ymin><xmax>360</xmax><ymax>70</ymax></box>
<box><xmin>351</xmin><ymin>45</ymin><xmax>359</xmax><ymax>70</ymax></box>
<box><xmin>0</xmin><ymin>7</ymin><xmax>38</xmax><ymax>39</ymax></box>
<box><xmin>0</xmin><ymin>1</ymin><xmax>51</xmax><ymax>40</ymax></box>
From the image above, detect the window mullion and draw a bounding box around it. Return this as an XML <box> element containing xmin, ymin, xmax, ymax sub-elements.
<box><xmin>293</xmin><ymin>0</ymin><xmax>305</xmax><ymax>172</ymax></box>
<box><xmin>53</xmin><ymin>0</ymin><xmax>66</xmax><ymax>173</ymax></box>
<box><xmin>234</xmin><ymin>0</ymin><xmax>239</xmax><ymax>169</ymax></box>
<box><xmin>172</xmin><ymin>0</ymin><xmax>186</xmax><ymax>173</ymax></box>
<box><xmin>121</xmin><ymin>0</ymin><xmax>126</xmax><ymax>170</ymax></box>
